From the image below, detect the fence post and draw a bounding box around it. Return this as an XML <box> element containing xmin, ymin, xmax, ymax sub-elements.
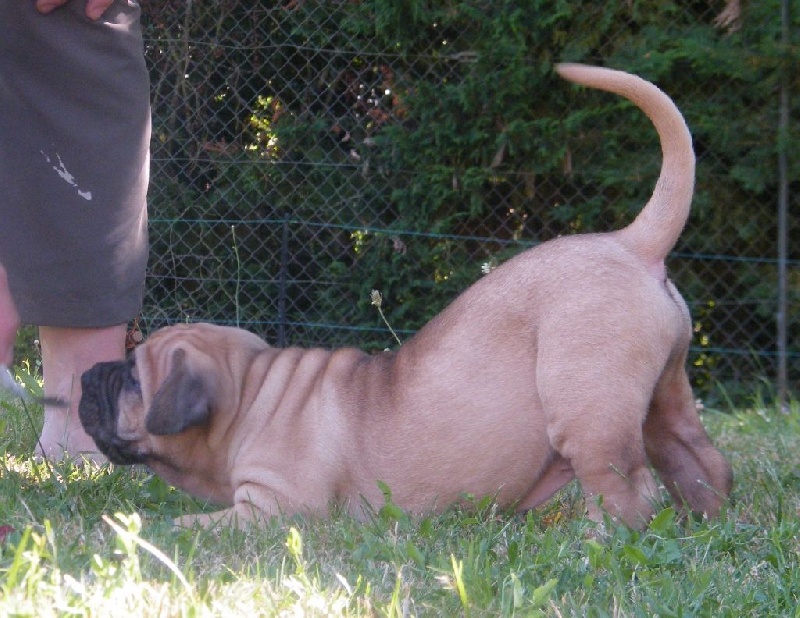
<box><xmin>776</xmin><ymin>0</ymin><xmax>791</xmax><ymax>411</ymax></box>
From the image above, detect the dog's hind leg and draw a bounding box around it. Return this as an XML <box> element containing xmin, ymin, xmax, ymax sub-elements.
<box><xmin>541</xmin><ymin>375</ymin><xmax>663</xmax><ymax>529</ymax></box>
<box><xmin>567</xmin><ymin>433</ymin><xmax>662</xmax><ymax>529</ymax></box>
<box><xmin>643</xmin><ymin>360</ymin><xmax>733</xmax><ymax>519</ymax></box>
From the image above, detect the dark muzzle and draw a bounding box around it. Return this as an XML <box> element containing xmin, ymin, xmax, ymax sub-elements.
<box><xmin>79</xmin><ymin>359</ymin><xmax>144</xmax><ymax>465</ymax></box>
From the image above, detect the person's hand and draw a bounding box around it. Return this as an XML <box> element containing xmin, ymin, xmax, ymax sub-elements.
<box><xmin>0</xmin><ymin>265</ymin><xmax>20</xmax><ymax>367</ymax></box>
<box><xmin>36</xmin><ymin>0</ymin><xmax>115</xmax><ymax>20</ymax></box>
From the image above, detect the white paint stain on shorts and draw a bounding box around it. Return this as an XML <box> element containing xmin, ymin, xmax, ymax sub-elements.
<box><xmin>40</xmin><ymin>149</ymin><xmax>93</xmax><ymax>201</ymax></box>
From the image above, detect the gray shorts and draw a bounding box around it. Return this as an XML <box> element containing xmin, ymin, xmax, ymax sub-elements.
<box><xmin>0</xmin><ymin>0</ymin><xmax>150</xmax><ymax>328</ymax></box>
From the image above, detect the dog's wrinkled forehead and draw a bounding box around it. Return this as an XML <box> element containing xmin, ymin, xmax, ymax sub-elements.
<box><xmin>143</xmin><ymin>322</ymin><xmax>268</xmax><ymax>362</ymax></box>
<box><xmin>140</xmin><ymin>326</ymin><xmax>201</xmax><ymax>376</ymax></box>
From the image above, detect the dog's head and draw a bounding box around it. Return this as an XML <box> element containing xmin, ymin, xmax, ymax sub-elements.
<box><xmin>79</xmin><ymin>323</ymin><xmax>268</xmax><ymax>466</ymax></box>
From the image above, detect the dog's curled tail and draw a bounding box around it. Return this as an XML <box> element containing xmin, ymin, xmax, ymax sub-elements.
<box><xmin>555</xmin><ymin>63</ymin><xmax>695</xmax><ymax>268</ymax></box>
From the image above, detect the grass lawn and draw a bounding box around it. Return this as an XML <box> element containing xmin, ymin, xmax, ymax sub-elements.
<box><xmin>1</xmin><ymin>370</ymin><xmax>798</xmax><ymax>616</ymax></box>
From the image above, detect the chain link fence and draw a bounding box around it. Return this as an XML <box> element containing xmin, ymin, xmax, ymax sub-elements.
<box><xmin>138</xmin><ymin>0</ymin><xmax>798</xmax><ymax>403</ymax></box>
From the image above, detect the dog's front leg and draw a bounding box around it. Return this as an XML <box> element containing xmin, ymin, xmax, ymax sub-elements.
<box><xmin>175</xmin><ymin>483</ymin><xmax>312</xmax><ymax>529</ymax></box>
<box><xmin>175</xmin><ymin>507</ymin><xmax>248</xmax><ymax>530</ymax></box>
<box><xmin>175</xmin><ymin>502</ymin><xmax>278</xmax><ymax>530</ymax></box>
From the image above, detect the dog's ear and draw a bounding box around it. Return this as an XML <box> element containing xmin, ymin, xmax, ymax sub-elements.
<box><xmin>145</xmin><ymin>348</ymin><xmax>213</xmax><ymax>436</ymax></box>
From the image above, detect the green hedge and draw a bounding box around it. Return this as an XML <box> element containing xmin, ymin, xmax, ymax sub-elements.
<box><xmin>141</xmin><ymin>0</ymin><xmax>799</xmax><ymax>400</ymax></box>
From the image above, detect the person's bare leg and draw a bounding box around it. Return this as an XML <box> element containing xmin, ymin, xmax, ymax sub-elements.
<box><xmin>0</xmin><ymin>264</ymin><xmax>20</xmax><ymax>366</ymax></box>
<box><xmin>36</xmin><ymin>324</ymin><xmax>126</xmax><ymax>461</ymax></box>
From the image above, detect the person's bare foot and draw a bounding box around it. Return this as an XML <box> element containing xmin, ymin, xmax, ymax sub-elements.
<box><xmin>35</xmin><ymin>324</ymin><xmax>126</xmax><ymax>463</ymax></box>
<box><xmin>35</xmin><ymin>404</ymin><xmax>107</xmax><ymax>464</ymax></box>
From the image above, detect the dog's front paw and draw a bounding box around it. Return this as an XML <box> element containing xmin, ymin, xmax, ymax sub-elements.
<box><xmin>174</xmin><ymin>511</ymin><xmax>226</xmax><ymax>530</ymax></box>
<box><xmin>174</xmin><ymin>507</ymin><xmax>256</xmax><ymax>530</ymax></box>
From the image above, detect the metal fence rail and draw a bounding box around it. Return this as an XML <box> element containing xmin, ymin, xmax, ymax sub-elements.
<box><xmin>139</xmin><ymin>1</ymin><xmax>798</xmax><ymax>403</ymax></box>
